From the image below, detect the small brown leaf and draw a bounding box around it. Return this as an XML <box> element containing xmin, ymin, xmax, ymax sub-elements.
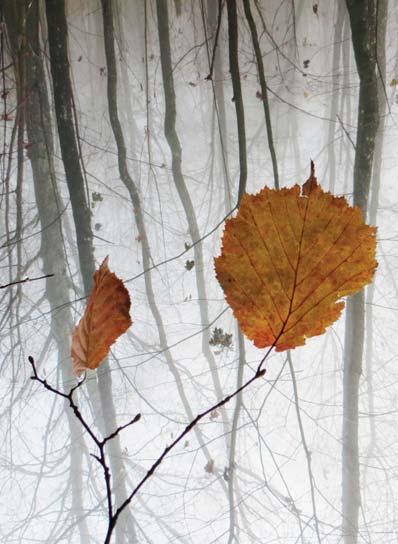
<box><xmin>204</xmin><ymin>459</ymin><xmax>215</xmax><ymax>474</ymax></box>
<box><xmin>71</xmin><ymin>257</ymin><xmax>132</xmax><ymax>376</ymax></box>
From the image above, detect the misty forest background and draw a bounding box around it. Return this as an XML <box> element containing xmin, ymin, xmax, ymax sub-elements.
<box><xmin>1</xmin><ymin>0</ymin><xmax>398</xmax><ymax>543</ymax></box>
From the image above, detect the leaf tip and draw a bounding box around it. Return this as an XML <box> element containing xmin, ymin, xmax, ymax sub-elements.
<box><xmin>302</xmin><ymin>160</ymin><xmax>319</xmax><ymax>196</ymax></box>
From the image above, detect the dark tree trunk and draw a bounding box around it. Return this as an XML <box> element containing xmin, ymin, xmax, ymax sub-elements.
<box><xmin>224</xmin><ymin>2</ymin><xmax>248</xmax><ymax>542</ymax></box>
<box><xmin>45</xmin><ymin>3</ymin><xmax>136</xmax><ymax>542</ymax></box>
<box><xmin>243</xmin><ymin>0</ymin><xmax>279</xmax><ymax>189</ymax></box>
<box><xmin>45</xmin><ymin>0</ymin><xmax>95</xmax><ymax>294</ymax></box>
<box><xmin>4</xmin><ymin>1</ymin><xmax>90</xmax><ymax>540</ymax></box>
<box><xmin>343</xmin><ymin>2</ymin><xmax>379</xmax><ymax>542</ymax></box>
<box><xmin>363</xmin><ymin>0</ymin><xmax>388</xmax><ymax>499</ymax></box>
<box><xmin>226</xmin><ymin>0</ymin><xmax>247</xmax><ymax>201</ymax></box>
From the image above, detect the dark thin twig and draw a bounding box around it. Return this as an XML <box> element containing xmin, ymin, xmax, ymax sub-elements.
<box><xmin>0</xmin><ymin>273</ymin><xmax>54</xmax><ymax>289</ymax></box>
<box><xmin>126</xmin><ymin>204</ymin><xmax>237</xmax><ymax>283</ymax></box>
<box><xmin>336</xmin><ymin>114</ymin><xmax>356</xmax><ymax>150</ymax></box>
<box><xmin>112</xmin><ymin>366</ymin><xmax>269</xmax><ymax>528</ymax></box>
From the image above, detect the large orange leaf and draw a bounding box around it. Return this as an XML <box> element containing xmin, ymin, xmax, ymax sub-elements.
<box><xmin>215</xmin><ymin>169</ymin><xmax>377</xmax><ymax>352</ymax></box>
<box><xmin>71</xmin><ymin>257</ymin><xmax>132</xmax><ymax>376</ymax></box>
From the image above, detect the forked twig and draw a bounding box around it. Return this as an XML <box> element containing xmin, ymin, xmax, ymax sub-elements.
<box><xmin>28</xmin><ymin>346</ymin><xmax>272</xmax><ymax>543</ymax></box>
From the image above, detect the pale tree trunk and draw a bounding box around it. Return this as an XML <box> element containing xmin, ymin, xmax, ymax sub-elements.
<box><xmin>102</xmin><ymin>0</ymin><xmax>230</xmax><ymax>509</ymax></box>
<box><xmin>4</xmin><ymin>1</ymin><xmax>90</xmax><ymax>540</ymax></box>
<box><xmin>326</xmin><ymin>0</ymin><xmax>346</xmax><ymax>192</ymax></box>
<box><xmin>206</xmin><ymin>0</ymin><xmax>232</xmax><ymax>211</ymax></box>
<box><xmin>224</xmin><ymin>2</ymin><xmax>248</xmax><ymax>542</ymax></box>
<box><xmin>343</xmin><ymin>1</ymin><xmax>379</xmax><ymax>542</ymax></box>
<box><xmin>156</xmin><ymin>0</ymin><xmax>231</xmax><ymax>436</ymax></box>
<box><xmin>340</xmin><ymin>16</ymin><xmax>354</xmax><ymax>194</ymax></box>
<box><xmin>100</xmin><ymin>0</ymin><xmax>230</xmax><ymax>534</ymax></box>
<box><xmin>44</xmin><ymin>2</ymin><xmax>136</xmax><ymax>541</ymax></box>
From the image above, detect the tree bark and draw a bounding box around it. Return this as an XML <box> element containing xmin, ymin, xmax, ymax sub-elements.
<box><xmin>156</xmin><ymin>0</ymin><xmax>230</xmax><ymax>436</ymax></box>
<box><xmin>343</xmin><ymin>2</ymin><xmax>379</xmax><ymax>542</ymax></box>
<box><xmin>243</xmin><ymin>0</ymin><xmax>279</xmax><ymax>189</ymax></box>
<box><xmin>45</xmin><ymin>0</ymin><xmax>95</xmax><ymax>294</ymax></box>
<box><xmin>363</xmin><ymin>0</ymin><xmax>388</xmax><ymax>496</ymax></box>
<box><xmin>224</xmin><ymin>3</ymin><xmax>248</xmax><ymax>541</ymax></box>
<box><xmin>100</xmin><ymin>2</ymin><xmax>230</xmax><ymax>537</ymax></box>
<box><xmin>226</xmin><ymin>0</ymin><xmax>247</xmax><ymax>201</ymax></box>
<box><xmin>4</xmin><ymin>1</ymin><xmax>90</xmax><ymax>540</ymax></box>
<box><xmin>206</xmin><ymin>0</ymin><xmax>232</xmax><ymax>211</ymax></box>
<box><xmin>326</xmin><ymin>0</ymin><xmax>346</xmax><ymax>192</ymax></box>
<box><xmin>45</xmin><ymin>2</ymin><xmax>136</xmax><ymax>541</ymax></box>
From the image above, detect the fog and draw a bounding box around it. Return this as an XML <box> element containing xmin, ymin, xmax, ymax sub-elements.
<box><xmin>1</xmin><ymin>1</ymin><xmax>398</xmax><ymax>543</ymax></box>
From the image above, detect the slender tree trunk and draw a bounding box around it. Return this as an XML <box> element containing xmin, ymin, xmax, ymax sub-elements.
<box><xmin>101</xmin><ymin>0</ymin><xmax>228</xmax><ymax>515</ymax></box>
<box><xmin>363</xmin><ymin>0</ymin><xmax>388</xmax><ymax>493</ymax></box>
<box><xmin>155</xmin><ymin>0</ymin><xmax>230</xmax><ymax>435</ymax></box>
<box><xmin>243</xmin><ymin>0</ymin><xmax>279</xmax><ymax>188</ymax></box>
<box><xmin>206</xmin><ymin>0</ymin><xmax>232</xmax><ymax>212</ymax></box>
<box><xmin>4</xmin><ymin>1</ymin><xmax>90</xmax><ymax>540</ymax></box>
<box><xmin>44</xmin><ymin>0</ymin><xmax>95</xmax><ymax>292</ymax></box>
<box><xmin>45</xmin><ymin>2</ymin><xmax>137</xmax><ymax>541</ymax></box>
<box><xmin>343</xmin><ymin>2</ymin><xmax>379</xmax><ymax>542</ymax></box>
<box><xmin>327</xmin><ymin>0</ymin><xmax>346</xmax><ymax>192</ymax></box>
<box><xmin>340</xmin><ymin>16</ymin><xmax>354</xmax><ymax>194</ymax></box>
<box><xmin>226</xmin><ymin>0</ymin><xmax>247</xmax><ymax>202</ymax></box>
<box><xmin>224</xmin><ymin>2</ymin><xmax>248</xmax><ymax>541</ymax></box>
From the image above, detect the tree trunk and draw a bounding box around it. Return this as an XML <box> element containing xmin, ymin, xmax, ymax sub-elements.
<box><xmin>4</xmin><ymin>1</ymin><xmax>90</xmax><ymax>540</ymax></box>
<box><xmin>224</xmin><ymin>2</ymin><xmax>248</xmax><ymax>541</ymax></box>
<box><xmin>363</xmin><ymin>0</ymin><xmax>388</xmax><ymax>496</ymax></box>
<box><xmin>226</xmin><ymin>0</ymin><xmax>247</xmax><ymax>202</ymax></box>
<box><xmin>343</xmin><ymin>2</ymin><xmax>379</xmax><ymax>542</ymax></box>
<box><xmin>206</xmin><ymin>0</ymin><xmax>232</xmax><ymax>211</ymax></box>
<box><xmin>326</xmin><ymin>0</ymin><xmax>346</xmax><ymax>192</ymax></box>
<box><xmin>156</xmin><ymin>0</ymin><xmax>230</xmax><ymax>436</ymax></box>
<box><xmin>44</xmin><ymin>0</ymin><xmax>95</xmax><ymax>293</ymax></box>
<box><xmin>243</xmin><ymin>0</ymin><xmax>279</xmax><ymax>189</ymax></box>
<box><xmin>44</xmin><ymin>2</ymin><xmax>136</xmax><ymax>541</ymax></box>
